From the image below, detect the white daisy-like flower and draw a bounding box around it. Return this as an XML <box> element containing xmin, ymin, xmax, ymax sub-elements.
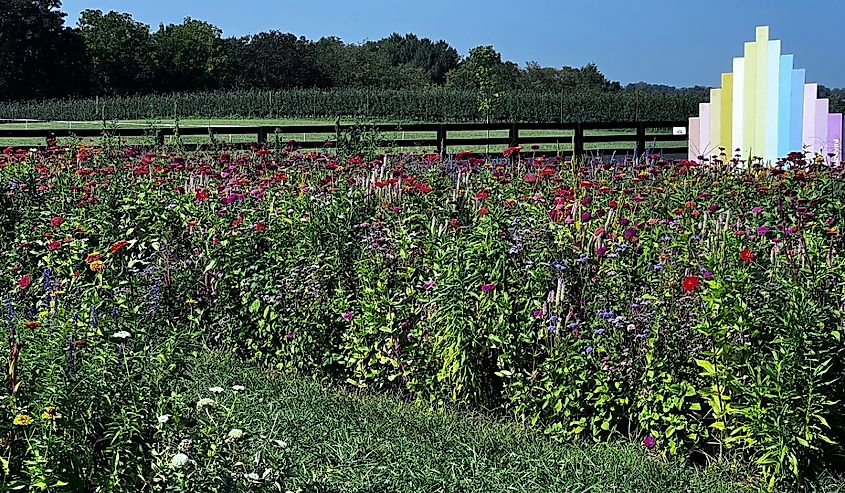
<box><xmin>196</xmin><ymin>398</ymin><xmax>216</xmax><ymax>411</ymax></box>
<box><xmin>157</xmin><ymin>414</ymin><xmax>171</xmax><ymax>424</ymax></box>
<box><xmin>231</xmin><ymin>385</ymin><xmax>245</xmax><ymax>391</ymax></box>
<box><xmin>227</xmin><ymin>428</ymin><xmax>244</xmax><ymax>440</ymax></box>
<box><xmin>171</xmin><ymin>453</ymin><xmax>189</xmax><ymax>468</ymax></box>
<box><xmin>112</xmin><ymin>331</ymin><xmax>131</xmax><ymax>339</ymax></box>
<box><xmin>208</xmin><ymin>386</ymin><xmax>225</xmax><ymax>393</ymax></box>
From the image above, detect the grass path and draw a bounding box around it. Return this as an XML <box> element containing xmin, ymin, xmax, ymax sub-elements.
<box><xmin>177</xmin><ymin>351</ymin><xmax>767</xmax><ymax>492</ymax></box>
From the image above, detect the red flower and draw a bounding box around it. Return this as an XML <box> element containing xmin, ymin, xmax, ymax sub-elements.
<box><xmin>254</xmin><ymin>222</ymin><xmax>267</xmax><ymax>231</ymax></box>
<box><xmin>195</xmin><ymin>190</ymin><xmax>209</xmax><ymax>201</ymax></box>
<box><xmin>47</xmin><ymin>240</ymin><xmax>61</xmax><ymax>251</ymax></box>
<box><xmin>682</xmin><ymin>276</ymin><xmax>700</xmax><ymax>293</ymax></box>
<box><xmin>109</xmin><ymin>240</ymin><xmax>129</xmax><ymax>254</ymax></box>
<box><xmin>18</xmin><ymin>275</ymin><xmax>31</xmax><ymax>290</ymax></box>
<box><xmin>739</xmin><ymin>248</ymin><xmax>755</xmax><ymax>263</ymax></box>
<box><xmin>523</xmin><ymin>174</ymin><xmax>538</xmax><ymax>184</ymax></box>
<box><xmin>478</xmin><ymin>207</ymin><xmax>489</xmax><ymax>217</ymax></box>
<box><xmin>50</xmin><ymin>216</ymin><xmax>64</xmax><ymax>227</ymax></box>
<box><xmin>474</xmin><ymin>190</ymin><xmax>489</xmax><ymax>200</ymax></box>
<box><xmin>450</xmin><ymin>218</ymin><xmax>461</xmax><ymax>229</ymax></box>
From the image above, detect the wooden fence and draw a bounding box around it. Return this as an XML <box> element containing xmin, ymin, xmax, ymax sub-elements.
<box><xmin>0</xmin><ymin>121</ymin><xmax>690</xmax><ymax>157</ymax></box>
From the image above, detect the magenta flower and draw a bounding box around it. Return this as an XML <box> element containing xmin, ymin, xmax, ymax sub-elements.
<box><xmin>756</xmin><ymin>226</ymin><xmax>770</xmax><ymax>235</ymax></box>
<box><xmin>481</xmin><ymin>283</ymin><xmax>496</xmax><ymax>293</ymax></box>
<box><xmin>643</xmin><ymin>436</ymin><xmax>656</xmax><ymax>449</ymax></box>
<box><xmin>342</xmin><ymin>311</ymin><xmax>354</xmax><ymax>321</ymax></box>
<box><xmin>580</xmin><ymin>212</ymin><xmax>591</xmax><ymax>222</ymax></box>
<box><xmin>422</xmin><ymin>279</ymin><xmax>435</xmax><ymax>290</ymax></box>
<box><xmin>751</xmin><ymin>206</ymin><xmax>763</xmax><ymax>215</ymax></box>
<box><xmin>785</xmin><ymin>226</ymin><xmax>798</xmax><ymax>235</ymax></box>
<box><xmin>532</xmin><ymin>309</ymin><xmax>544</xmax><ymax>318</ymax></box>
<box><xmin>285</xmin><ymin>331</ymin><xmax>296</xmax><ymax>341</ymax></box>
<box><xmin>596</xmin><ymin>246</ymin><xmax>608</xmax><ymax>258</ymax></box>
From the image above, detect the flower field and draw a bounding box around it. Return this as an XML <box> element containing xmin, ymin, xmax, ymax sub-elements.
<box><xmin>2</xmin><ymin>143</ymin><xmax>845</xmax><ymax>489</ymax></box>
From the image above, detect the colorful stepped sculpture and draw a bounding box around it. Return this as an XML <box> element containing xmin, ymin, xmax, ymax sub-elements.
<box><xmin>689</xmin><ymin>26</ymin><xmax>842</xmax><ymax>163</ymax></box>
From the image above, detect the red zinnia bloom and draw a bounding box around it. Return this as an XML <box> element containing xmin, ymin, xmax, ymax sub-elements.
<box><xmin>254</xmin><ymin>222</ymin><xmax>267</xmax><ymax>231</ymax></box>
<box><xmin>739</xmin><ymin>248</ymin><xmax>755</xmax><ymax>263</ymax></box>
<box><xmin>18</xmin><ymin>275</ymin><xmax>31</xmax><ymax>290</ymax></box>
<box><xmin>475</xmin><ymin>190</ymin><xmax>489</xmax><ymax>200</ymax></box>
<box><xmin>478</xmin><ymin>207</ymin><xmax>489</xmax><ymax>217</ymax></box>
<box><xmin>109</xmin><ymin>240</ymin><xmax>129</xmax><ymax>254</ymax></box>
<box><xmin>50</xmin><ymin>216</ymin><xmax>64</xmax><ymax>227</ymax></box>
<box><xmin>47</xmin><ymin>240</ymin><xmax>61</xmax><ymax>251</ymax></box>
<box><xmin>682</xmin><ymin>276</ymin><xmax>700</xmax><ymax>293</ymax></box>
<box><xmin>195</xmin><ymin>190</ymin><xmax>209</xmax><ymax>201</ymax></box>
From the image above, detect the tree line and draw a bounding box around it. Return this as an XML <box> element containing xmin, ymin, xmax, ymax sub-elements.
<box><xmin>1</xmin><ymin>0</ymin><xmax>842</xmax><ymax>116</ymax></box>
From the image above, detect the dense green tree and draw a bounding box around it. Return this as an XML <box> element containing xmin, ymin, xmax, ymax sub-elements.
<box><xmin>152</xmin><ymin>18</ymin><xmax>227</xmax><ymax>92</ymax></box>
<box><xmin>369</xmin><ymin>33</ymin><xmax>459</xmax><ymax>84</ymax></box>
<box><xmin>0</xmin><ymin>0</ymin><xmax>89</xmax><ymax>101</ymax></box>
<box><xmin>77</xmin><ymin>9</ymin><xmax>154</xmax><ymax>95</ymax></box>
<box><xmin>446</xmin><ymin>45</ymin><xmax>521</xmax><ymax>93</ymax></box>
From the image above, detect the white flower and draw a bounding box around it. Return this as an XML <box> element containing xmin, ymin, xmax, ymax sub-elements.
<box><xmin>208</xmin><ymin>386</ymin><xmax>225</xmax><ymax>394</ymax></box>
<box><xmin>170</xmin><ymin>453</ymin><xmax>189</xmax><ymax>468</ymax></box>
<box><xmin>246</xmin><ymin>472</ymin><xmax>260</xmax><ymax>481</ymax></box>
<box><xmin>112</xmin><ymin>331</ymin><xmax>131</xmax><ymax>339</ymax></box>
<box><xmin>273</xmin><ymin>440</ymin><xmax>287</xmax><ymax>449</ymax></box>
<box><xmin>231</xmin><ymin>385</ymin><xmax>245</xmax><ymax>392</ymax></box>
<box><xmin>227</xmin><ymin>428</ymin><xmax>244</xmax><ymax>440</ymax></box>
<box><xmin>196</xmin><ymin>398</ymin><xmax>216</xmax><ymax>411</ymax></box>
<box><xmin>157</xmin><ymin>414</ymin><xmax>171</xmax><ymax>424</ymax></box>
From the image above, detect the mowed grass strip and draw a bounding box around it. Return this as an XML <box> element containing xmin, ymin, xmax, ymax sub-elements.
<box><xmin>178</xmin><ymin>351</ymin><xmax>760</xmax><ymax>493</ymax></box>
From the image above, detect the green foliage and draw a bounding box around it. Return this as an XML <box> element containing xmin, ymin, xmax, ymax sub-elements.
<box><xmin>2</xmin><ymin>147</ymin><xmax>845</xmax><ymax>490</ymax></box>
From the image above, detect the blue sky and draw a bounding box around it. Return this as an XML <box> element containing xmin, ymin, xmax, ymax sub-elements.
<box><xmin>59</xmin><ymin>0</ymin><xmax>845</xmax><ymax>87</ymax></box>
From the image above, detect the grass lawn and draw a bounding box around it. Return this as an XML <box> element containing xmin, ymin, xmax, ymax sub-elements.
<box><xmin>167</xmin><ymin>351</ymin><xmax>802</xmax><ymax>493</ymax></box>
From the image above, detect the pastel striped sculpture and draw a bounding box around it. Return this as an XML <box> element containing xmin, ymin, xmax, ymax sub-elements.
<box><xmin>689</xmin><ymin>26</ymin><xmax>843</xmax><ymax>163</ymax></box>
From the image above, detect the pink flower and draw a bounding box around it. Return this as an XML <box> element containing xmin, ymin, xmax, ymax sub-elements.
<box><xmin>481</xmin><ymin>283</ymin><xmax>496</xmax><ymax>293</ymax></box>
<box><xmin>342</xmin><ymin>311</ymin><xmax>354</xmax><ymax>321</ymax></box>
<box><xmin>643</xmin><ymin>436</ymin><xmax>656</xmax><ymax>449</ymax></box>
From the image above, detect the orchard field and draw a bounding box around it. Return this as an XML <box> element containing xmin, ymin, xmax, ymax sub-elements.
<box><xmin>2</xmin><ymin>141</ymin><xmax>845</xmax><ymax>491</ymax></box>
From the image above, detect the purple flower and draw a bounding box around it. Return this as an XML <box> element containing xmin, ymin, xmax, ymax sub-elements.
<box><xmin>342</xmin><ymin>311</ymin><xmax>354</xmax><ymax>321</ymax></box>
<box><xmin>594</xmin><ymin>328</ymin><xmax>605</xmax><ymax>335</ymax></box>
<box><xmin>585</xmin><ymin>346</ymin><xmax>594</xmax><ymax>354</ymax></box>
<box><xmin>751</xmin><ymin>206</ymin><xmax>763</xmax><ymax>215</ymax></box>
<box><xmin>643</xmin><ymin>436</ymin><xmax>657</xmax><ymax>449</ymax></box>
<box><xmin>549</xmin><ymin>315</ymin><xmax>559</xmax><ymax>323</ymax></box>
<box><xmin>285</xmin><ymin>331</ymin><xmax>296</xmax><ymax>341</ymax></box>
<box><xmin>708</xmin><ymin>204</ymin><xmax>719</xmax><ymax>212</ymax></box>
<box><xmin>422</xmin><ymin>279</ymin><xmax>436</xmax><ymax>290</ymax></box>
<box><xmin>481</xmin><ymin>283</ymin><xmax>497</xmax><ymax>293</ymax></box>
<box><xmin>580</xmin><ymin>211</ymin><xmax>591</xmax><ymax>222</ymax></box>
<box><xmin>580</xmin><ymin>196</ymin><xmax>593</xmax><ymax>206</ymax></box>
<box><xmin>532</xmin><ymin>309</ymin><xmax>544</xmax><ymax>318</ymax></box>
<box><xmin>596</xmin><ymin>246</ymin><xmax>608</xmax><ymax>258</ymax></box>
<box><xmin>701</xmin><ymin>269</ymin><xmax>714</xmax><ymax>279</ymax></box>
<box><xmin>785</xmin><ymin>226</ymin><xmax>798</xmax><ymax>235</ymax></box>
<box><xmin>756</xmin><ymin>226</ymin><xmax>770</xmax><ymax>235</ymax></box>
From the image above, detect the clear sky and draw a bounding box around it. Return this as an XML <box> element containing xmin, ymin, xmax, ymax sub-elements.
<box><xmin>59</xmin><ymin>0</ymin><xmax>845</xmax><ymax>88</ymax></box>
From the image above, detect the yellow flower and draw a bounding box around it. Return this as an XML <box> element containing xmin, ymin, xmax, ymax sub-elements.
<box><xmin>13</xmin><ymin>414</ymin><xmax>33</xmax><ymax>426</ymax></box>
<box><xmin>89</xmin><ymin>260</ymin><xmax>105</xmax><ymax>272</ymax></box>
<box><xmin>41</xmin><ymin>407</ymin><xmax>61</xmax><ymax>421</ymax></box>
<box><xmin>186</xmin><ymin>299</ymin><xmax>198</xmax><ymax>305</ymax></box>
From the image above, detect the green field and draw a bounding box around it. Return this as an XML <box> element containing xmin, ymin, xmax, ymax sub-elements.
<box><xmin>0</xmin><ymin>118</ymin><xmax>686</xmax><ymax>154</ymax></box>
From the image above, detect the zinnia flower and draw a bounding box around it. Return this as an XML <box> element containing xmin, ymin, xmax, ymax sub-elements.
<box><xmin>18</xmin><ymin>274</ymin><xmax>31</xmax><ymax>290</ymax></box>
<box><xmin>739</xmin><ymin>249</ymin><xmax>755</xmax><ymax>263</ymax></box>
<box><xmin>171</xmin><ymin>453</ymin><xmax>189</xmax><ymax>468</ymax></box>
<box><xmin>682</xmin><ymin>276</ymin><xmax>700</xmax><ymax>293</ymax></box>
<box><xmin>13</xmin><ymin>414</ymin><xmax>33</xmax><ymax>426</ymax></box>
<box><xmin>89</xmin><ymin>260</ymin><xmax>105</xmax><ymax>272</ymax></box>
<box><xmin>50</xmin><ymin>216</ymin><xmax>64</xmax><ymax>227</ymax></box>
<box><xmin>643</xmin><ymin>435</ymin><xmax>657</xmax><ymax>449</ymax></box>
<box><xmin>41</xmin><ymin>407</ymin><xmax>61</xmax><ymax>420</ymax></box>
<box><xmin>109</xmin><ymin>240</ymin><xmax>129</xmax><ymax>253</ymax></box>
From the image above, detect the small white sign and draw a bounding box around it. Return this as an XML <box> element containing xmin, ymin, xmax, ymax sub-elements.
<box><xmin>673</xmin><ymin>127</ymin><xmax>687</xmax><ymax>136</ymax></box>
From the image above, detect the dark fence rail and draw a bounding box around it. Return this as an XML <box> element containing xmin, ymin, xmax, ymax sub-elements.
<box><xmin>0</xmin><ymin>121</ymin><xmax>690</xmax><ymax>157</ymax></box>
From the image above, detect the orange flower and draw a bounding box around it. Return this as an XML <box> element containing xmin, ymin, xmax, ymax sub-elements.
<box><xmin>22</xmin><ymin>321</ymin><xmax>43</xmax><ymax>328</ymax></box>
<box><xmin>109</xmin><ymin>240</ymin><xmax>129</xmax><ymax>254</ymax></box>
<box><xmin>89</xmin><ymin>260</ymin><xmax>105</xmax><ymax>272</ymax></box>
<box><xmin>739</xmin><ymin>248</ymin><xmax>755</xmax><ymax>263</ymax></box>
<box><xmin>85</xmin><ymin>252</ymin><xmax>103</xmax><ymax>264</ymax></box>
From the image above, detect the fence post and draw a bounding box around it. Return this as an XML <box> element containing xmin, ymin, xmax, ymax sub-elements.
<box><xmin>509</xmin><ymin>123</ymin><xmax>519</xmax><ymax>147</ymax></box>
<box><xmin>573</xmin><ymin>122</ymin><xmax>584</xmax><ymax>159</ymax></box>
<box><xmin>257</xmin><ymin>127</ymin><xmax>268</xmax><ymax>146</ymax></box>
<box><xmin>155</xmin><ymin>129</ymin><xmax>165</xmax><ymax>147</ymax></box>
<box><xmin>636</xmin><ymin>122</ymin><xmax>647</xmax><ymax>157</ymax></box>
<box><xmin>437</xmin><ymin>124</ymin><xmax>447</xmax><ymax>157</ymax></box>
